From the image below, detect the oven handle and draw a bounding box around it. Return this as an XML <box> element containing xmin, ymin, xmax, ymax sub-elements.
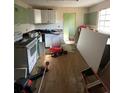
<box><xmin>26</xmin><ymin>38</ymin><xmax>37</xmax><ymax>49</ymax></box>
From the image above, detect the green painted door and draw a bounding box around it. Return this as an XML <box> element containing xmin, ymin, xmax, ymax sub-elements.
<box><xmin>63</xmin><ymin>13</ymin><xmax>76</xmax><ymax>42</ymax></box>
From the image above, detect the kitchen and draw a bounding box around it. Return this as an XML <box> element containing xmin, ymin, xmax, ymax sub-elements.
<box><xmin>14</xmin><ymin>0</ymin><xmax>110</xmax><ymax>93</ymax></box>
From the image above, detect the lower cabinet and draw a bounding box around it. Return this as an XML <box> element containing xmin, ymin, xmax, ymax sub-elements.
<box><xmin>45</xmin><ymin>34</ymin><xmax>52</xmax><ymax>47</ymax></box>
<box><xmin>45</xmin><ymin>34</ymin><xmax>63</xmax><ymax>47</ymax></box>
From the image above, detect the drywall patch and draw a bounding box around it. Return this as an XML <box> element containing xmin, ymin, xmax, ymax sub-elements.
<box><xmin>77</xmin><ymin>30</ymin><xmax>109</xmax><ymax>72</ymax></box>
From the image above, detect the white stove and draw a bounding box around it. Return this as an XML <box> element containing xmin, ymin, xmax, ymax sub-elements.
<box><xmin>14</xmin><ymin>32</ymin><xmax>38</xmax><ymax>80</ymax></box>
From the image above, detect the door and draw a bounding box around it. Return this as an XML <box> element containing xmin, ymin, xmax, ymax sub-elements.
<box><xmin>27</xmin><ymin>39</ymin><xmax>37</xmax><ymax>73</ymax></box>
<box><xmin>63</xmin><ymin>13</ymin><xmax>76</xmax><ymax>42</ymax></box>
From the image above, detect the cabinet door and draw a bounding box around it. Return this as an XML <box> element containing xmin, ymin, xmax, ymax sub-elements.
<box><xmin>41</xmin><ymin>10</ymin><xmax>49</xmax><ymax>23</ymax></box>
<box><xmin>45</xmin><ymin>34</ymin><xmax>52</xmax><ymax>47</ymax></box>
<box><xmin>28</xmin><ymin>9</ymin><xmax>34</xmax><ymax>24</ymax></box>
<box><xmin>47</xmin><ymin>10</ymin><xmax>51</xmax><ymax>23</ymax></box>
<box><xmin>15</xmin><ymin>4</ymin><xmax>29</xmax><ymax>24</ymax></box>
<box><xmin>48</xmin><ymin>10</ymin><xmax>56</xmax><ymax>23</ymax></box>
<box><xmin>51</xmin><ymin>10</ymin><xmax>56</xmax><ymax>23</ymax></box>
<box><xmin>41</xmin><ymin>10</ymin><xmax>56</xmax><ymax>23</ymax></box>
<box><xmin>34</xmin><ymin>9</ymin><xmax>41</xmax><ymax>23</ymax></box>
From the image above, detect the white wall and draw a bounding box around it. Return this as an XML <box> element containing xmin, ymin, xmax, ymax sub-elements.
<box><xmin>35</xmin><ymin>7</ymin><xmax>88</xmax><ymax>29</ymax></box>
<box><xmin>88</xmin><ymin>0</ymin><xmax>110</xmax><ymax>13</ymax></box>
<box><xmin>77</xmin><ymin>29</ymin><xmax>109</xmax><ymax>72</ymax></box>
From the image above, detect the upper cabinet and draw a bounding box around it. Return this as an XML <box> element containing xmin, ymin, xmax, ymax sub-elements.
<box><xmin>48</xmin><ymin>10</ymin><xmax>56</xmax><ymax>23</ymax></box>
<box><xmin>34</xmin><ymin>9</ymin><xmax>42</xmax><ymax>24</ymax></box>
<box><xmin>14</xmin><ymin>4</ymin><xmax>34</xmax><ymax>24</ymax></box>
<box><xmin>34</xmin><ymin>9</ymin><xmax>56</xmax><ymax>24</ymax></box>
<box><xmin>41</xmin><ymin>10</ymin><xmax>49</xmax><ymax>24</ymax></box>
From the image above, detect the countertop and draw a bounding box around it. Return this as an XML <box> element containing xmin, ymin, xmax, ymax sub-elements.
<box><xmin>33</xmin><ymin>29</ymin><xmax>63</xmax><ymax>35</ymax></box>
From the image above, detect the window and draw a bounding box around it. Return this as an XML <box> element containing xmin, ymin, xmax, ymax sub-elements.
<box><xmin>98</xmin><ymin>8</ymin><xmax>110</xmax><ymax>34</ymax></box>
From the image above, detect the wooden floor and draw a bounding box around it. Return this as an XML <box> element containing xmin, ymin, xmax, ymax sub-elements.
<box><xmin>35</xmin><ymin>50</ymin><xmax>89</xmax><ymax>93</ymax></box>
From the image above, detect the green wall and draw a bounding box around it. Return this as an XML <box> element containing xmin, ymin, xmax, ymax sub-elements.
<box><xmin>84</xmin><ymin>12</ymin><xmax>98</xmax><ymax>25</ymax></box>
<box><xmin>14</xmin><ymin>4</ymin><xmax>34</xmax><ymax>24</ymax></box>
<box><xmin>84</xmin><ymin>13</ymin><xmax>89</xmax><ymax>25</ymax></box>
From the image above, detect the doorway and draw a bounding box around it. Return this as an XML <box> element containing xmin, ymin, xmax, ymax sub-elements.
<box><xmin>63</xmin><ymin>13</ymin><xmax>76</xmax><ymax>44</ymax></box>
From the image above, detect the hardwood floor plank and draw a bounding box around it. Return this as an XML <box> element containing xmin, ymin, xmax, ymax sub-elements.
<box><xmin>36</xmin><ymin>50</ymin><xmax>88</xmax><ymax>93</ymax></box>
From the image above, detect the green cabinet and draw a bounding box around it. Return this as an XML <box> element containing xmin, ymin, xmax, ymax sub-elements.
<box><xmin>14</xmin><ymin>4</ymin><xmax>34</xmax><ymax>24</ymax></box>
<box><xmin>28</xmin><ymin>9</ymin><xmax>34</xmax><ymax>24</ymax></box>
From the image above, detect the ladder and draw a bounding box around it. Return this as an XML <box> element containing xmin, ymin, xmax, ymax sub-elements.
<box><xmin>81</xmin><ymin>67</ymin><xmax>109</xmax><ymax>93</ymax></box>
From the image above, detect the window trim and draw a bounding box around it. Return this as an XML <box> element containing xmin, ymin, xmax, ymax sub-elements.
<box><xmin>97</xmin><ymin>8</ymin><xmax>110</xmax><ymax>34</ymax></box>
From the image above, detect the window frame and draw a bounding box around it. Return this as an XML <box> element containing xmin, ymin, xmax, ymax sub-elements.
<box><xmin>97</xmin><ymin>8</ymin><xmax>110</xmax><ymax>34</ymax></box>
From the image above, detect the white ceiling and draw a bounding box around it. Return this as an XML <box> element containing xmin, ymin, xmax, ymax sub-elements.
<box><xmin>22</xmin><ymin>0</ymin><xmax>105</xmax><ymax>7</ymax></box>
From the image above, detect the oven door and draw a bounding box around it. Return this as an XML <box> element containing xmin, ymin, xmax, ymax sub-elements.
<box><xmin>27</xmin><ymin>38</ymin><xmax>37</xmax><ymax>73</ymax></box>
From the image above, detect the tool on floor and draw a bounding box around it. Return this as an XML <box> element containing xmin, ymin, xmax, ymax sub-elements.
<box><xmin>14</xmin><ymin>61</ymin><xmax>49</xmax><ymax>93</ymax></box>
<box><xmin>49</xmin><ymin>47</ymin><xmax>68</xmax><ymax>57</ymax></box>
<box><xmin>37</xmin><ymin>61</ymin><xmax>49</xmax><ymax>93</ymax></box>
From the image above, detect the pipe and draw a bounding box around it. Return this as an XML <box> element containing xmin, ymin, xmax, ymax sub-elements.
<box><xmin>37</xmin><ymin>61</ymin><xmax>49</xmax><ymax>93</ymax></box>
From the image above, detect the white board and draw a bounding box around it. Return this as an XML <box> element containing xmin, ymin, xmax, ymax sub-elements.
<box><xmin>77</xmin><ymin>30</ymin><xmax>109</xmax><ymax>72</ymax></box>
